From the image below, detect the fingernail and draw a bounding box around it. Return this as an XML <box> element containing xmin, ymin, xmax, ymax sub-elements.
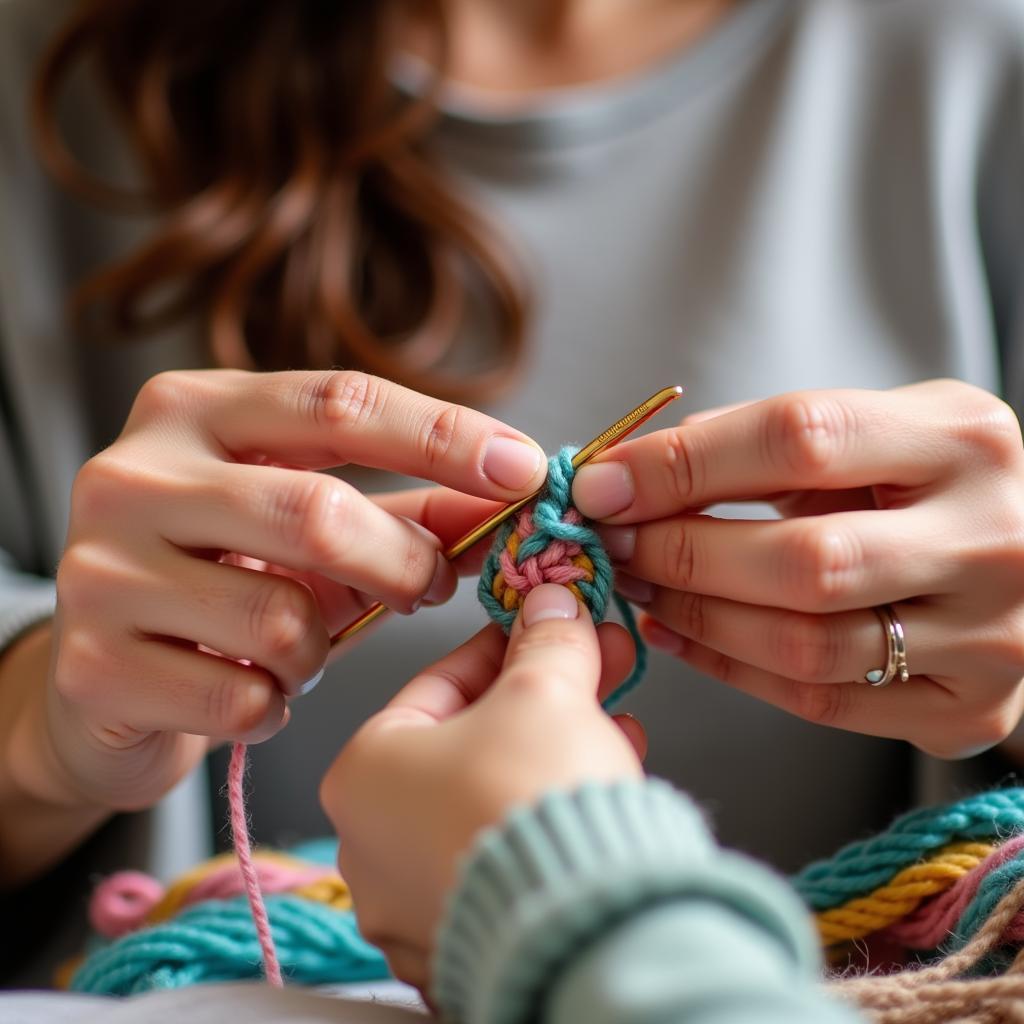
<box><xmin>296</xmin><ymin>667</ymin><xmax>325</xmax><ymax>696</ymax></box>
<box><xmin>483</xmin><ymin>437</ymin><xmax>543</xmax><ymax>491</ymax></box>
<box><xmin>421</xmin><ymin>550</ymin><xmax>454</xmax><ymax>607</ymax></box>
<box><xmin>522</xmin><ymin>583</ymin><xmax>580</xmax><ymax>627</ymax></box>
<box><xmin>572</xmin><ymin>462</ymin><xmax>635</xmax><ymax>519</ymax></box>
<box><xmin>644</xmin><ymin>621</ymin><xmax>684</xmax><ymax>655</ymax></box>
<box><xmin>597</xmin><ymin>525</ymin><xmax>636</xmax><ymax>563</ymax></box>
<box><xmin>615</xmin><ymin>572</ymin><xmax>652</xmax><ymax>605</ymax></box>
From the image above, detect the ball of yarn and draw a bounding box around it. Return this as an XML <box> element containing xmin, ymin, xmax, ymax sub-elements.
<box><xmin>68</xmin><ymin>846</ymin><xmax>386</xmax><ymax>995</ymax></box>
<box><xmin>70</xmin><ymin>894</ymin><xmax>387</xmax><ymax>995</ymax></box>
<box><xmin>478</xmin><ymin>446</ymin><xmax>646</xmax><ymax>706</ymax></box>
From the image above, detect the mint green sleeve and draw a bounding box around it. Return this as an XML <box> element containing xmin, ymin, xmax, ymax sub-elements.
<box><xmin>433</xmin><ymin>779</ymin><xmax>862</xmax><ymax>1024</ymax></box>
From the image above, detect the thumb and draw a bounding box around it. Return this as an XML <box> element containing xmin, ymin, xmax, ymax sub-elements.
<box><xmin>500</xmin><ymin>584</ymin><xmax>601</xmax><ymax>701</ymax></box>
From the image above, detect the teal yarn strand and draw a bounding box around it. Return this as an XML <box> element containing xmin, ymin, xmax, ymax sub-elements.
<box><xmin>70</xmin><ymin>894</ymin><xmax>389</xmax><ymax>995</ymax></box>
<box><xmin>948</xmin><ymin>844</ymin><xmax>1024</xmax><ymax>952</ymax></box>
<box><xmin>791</xmin><ymin>788</ymin><xmax>1024</xmax><ymax>910</ymax></box>
<box><xmin>478</xmin><ymin>447</ymin><xmax>647</xmax><ymax>709</ymax></box>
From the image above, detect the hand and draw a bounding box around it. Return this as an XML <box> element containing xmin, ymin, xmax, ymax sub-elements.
<box><xmin>320</xmin><ymin>583</ymin><xmax>645</xmax><ymax>993</ymax></box>
<box><xmin>10</xmin><ymin>369</ymin><xmax>547</xmax><ymax>814</ymax></box>
<box><xmin>572</xmin><ymin>380</ymin><xmax>1024</xmax><ymax>758</ymax></box>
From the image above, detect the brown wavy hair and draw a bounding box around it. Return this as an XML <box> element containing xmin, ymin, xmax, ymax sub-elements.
<box><xmin>32</xmin><ymin>0</ymin><xmax>527</xmax><ymax>402</ymax></box>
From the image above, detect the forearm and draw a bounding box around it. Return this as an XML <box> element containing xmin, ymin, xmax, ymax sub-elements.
<box><xmin>544</xmin><ymin>899</ymin><xmax>859</xmax><ymax>1024</ymax></box>
<box><xmin>434</xmin><ymin>780</ymin><xmax>862</xmax><ymax>1024</ymax></box>
<box><xmin>0</xmin><ymin>623</ymin><xmax>109</xmax><ymax>888</ymax></box>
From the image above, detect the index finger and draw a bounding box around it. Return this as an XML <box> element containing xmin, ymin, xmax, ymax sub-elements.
<box><xmin>135</xmin><ymin>368</ymin><xmax>547</xmax><ymax>500</ymax></box>
<box><xmin>572</xmin><ymin>387</ymin><xmax>952</xmax><ymax>523</ymax></box>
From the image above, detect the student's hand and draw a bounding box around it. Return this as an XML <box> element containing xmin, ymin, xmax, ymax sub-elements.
<box><xmin>320</xmin><ymin>584</ymin><xmax>645</xmax><ymax>994</ymax></box>
<box><xmin>572</xmin><ymin>380</ymin><xmax>1024</xmax><ymax>758</ymax></box>
<box><xmin>12</xmin><ymin>369</ymin><xmax>546</xmax><ymax>814</ymax></box>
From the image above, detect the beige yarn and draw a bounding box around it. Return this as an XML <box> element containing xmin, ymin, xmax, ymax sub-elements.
<box><xmin>831</xmin><ymin>875</ymin><xmax>1024</xmax><ymax>1023</ymax></box>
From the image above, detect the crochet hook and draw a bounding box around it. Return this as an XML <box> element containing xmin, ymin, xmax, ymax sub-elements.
<box><xmin>328</xmin><ymin>384</ymin><xmax>684</xmax><ymax>649</ymax></box>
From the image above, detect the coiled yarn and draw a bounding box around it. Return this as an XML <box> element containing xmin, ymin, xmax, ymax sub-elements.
<box><xmin>478</xmin><ymin>446</ymin><xmax>647</xmax><ymax>707</ymax></box>
<box><xmin>66</xmin><ymin>786</ymin><xmax>1024</xmax><ymax>1023</ymax></box>
<box><xmin>65</xmin><ymin>846</ymin><xmax>387</xmax><ymax>995</ymax></box>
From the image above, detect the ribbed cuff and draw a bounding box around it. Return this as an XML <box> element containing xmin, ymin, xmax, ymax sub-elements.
<box><xmin>0</xmin><ymin>583</ymin><xmax>55</xmax><ymax>653</ymax></box>
<box><xmin>433</xmin><ymin>779</ymin><xmax>820</xmax><ymax>1024</ymax></box>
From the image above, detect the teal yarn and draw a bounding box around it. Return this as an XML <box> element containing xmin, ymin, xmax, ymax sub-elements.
<box><xmin>286</xmin><ymin>837</ymin><xmax>340</xmax><ymax>866</ymax></box>
<box><xmin>791</xmin><ymin>788</ymin><xmax>1024</xmax><ymax>910</ymax></box>
<box><xmin>70</xmin><ymin>894</ymin><xmax>389</xmax><ymax>995</ymax></box>
<box><xmin>478</xmin><ymin>446</ymin><xmax>647</xmax><ymax>708</ymax></box>
<box><xmin>948</xmin><ymin>844</ymin><xmax>1024</xmax><ymax>952</ymax></box>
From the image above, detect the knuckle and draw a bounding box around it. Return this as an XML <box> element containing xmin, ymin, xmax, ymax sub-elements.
<box><xmin>663</xmin><ymin>521</ymin><xmax>699</xmax><ymax>590</ymax></box>
<box><xmin>781</xmin><ymin>523</ymin><xmax>863</xmax><ymax>608</ymax></box>
<box><xmin>661</xmin><ymin>428</ymin><xmax>704</xmax><ymax>507</ymax></box>
<box><xmin>947</xmin><ymin>389</ymin><xmax>1024</xmax><ymax>469</ymax></box>
<box><xmin>304</xmin><ymin>371</ymin><xmax>387</xmax><ymax>432</ymax></box>
<box><xmin>55</xmin><ymin>545</ymin><xmax>99</xmax><ymax>614</ymax></box>
<box><xmin>701</xmin><ymin>646</ymin><xmax>737</xmax><ymax>686</ymax></box>
<box><xmin>774</xmin><ymin>612</ymin><xmax>842</xmax><ymax>681</ymax></box>
<box><xmin>672</xmin><ymin>591</ymin><xmax>708</xmax><ymax>644</ymax></box>
<box><xmin>270</xmin><ymin>474</ymin><xmax>348</xmax><ymax>564</ymax></box>
<box><xmin>789</xmin><ymin>681</ymin><xmax>851</xmax><ymax>728</ymax></box>
<box><xmin>71</xmin><ymin>453</ymin><xmax>133</xmax><ymax>522</ymax></box>
<box><xmin>206</xmin><ymin>670</ymin><xmax>271</xmax><ymax>736</ymax></box>
<box><xmin>763</xmin><ymin>394</ymin><xmax>850</xmax><ymax>482</ymax></box>
<box><xmin>129</xmin><ymin>370</ymin><xmax>205</xmax><ymax>423</ymax></box>
<box><xmin>247</xmin><ymin>579</ymin><xmax>314</xmax><ymax>659</ymax></box>
<box><xmin>421</xmin><ymin>403</ymin><xmax>461</xmax><ymax>468</ymax></box>
<box><xmin>52</xmin><ymin>628</ymin><xmax>106</xmax><ymax>706</ymax></box>
<box><xmin>394</xmin><ymin>536</ymin><xmax>435</xmax><ymax>604</ymax></box>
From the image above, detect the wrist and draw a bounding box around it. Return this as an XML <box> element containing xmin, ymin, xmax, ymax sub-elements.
<box><xmin>0</xmin><ymin>622</ymin><xmax>109</xmax><ymax>884</ymax></box>
<box><xmin>433</xmin><ymin>779</ymin><xmax>821</xmax><ymax>1024</ymax></box>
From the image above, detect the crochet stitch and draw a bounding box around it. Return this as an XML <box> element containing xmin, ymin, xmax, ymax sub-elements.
<box><xmin>478</xmin><ymin>446</ymin><xmax>647</xmax><ymax>707</ymax></box>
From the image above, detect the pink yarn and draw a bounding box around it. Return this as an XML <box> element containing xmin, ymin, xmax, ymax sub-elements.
<box><xmin>89</xmin><ymin>871</ymin><xmax>165</xmax><ymax>939</ymax></box>
<box><xmin>188</xmin><ymin>860</ymin><xmax>334</xmax><ymax>905</ymax></box>
<box><xmin>498</xmin><ymin>510</ymin><xmax>590</xmax><ymax>595</ymax></box>
<box><xmin>885</xmin><ymin>835</ymin><xmax>1024</xmax><ymax>949</ymax></box>
<box><xmin>229</xmin><ymin>741</ymin><xmax>283</xmax><ymax>986</ymax></box>
<box><xmin>88</xmin><ymin>860</ymin><xmax>334</xmax><ymax>940</ymax></box>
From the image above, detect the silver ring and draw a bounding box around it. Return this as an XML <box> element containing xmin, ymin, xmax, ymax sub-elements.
<box><xmin>864</xmin><ymin>604</ymin><xmax>909</xmax><ymax>687</ymax></box>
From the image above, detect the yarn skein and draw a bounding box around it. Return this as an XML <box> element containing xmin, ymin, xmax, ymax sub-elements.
<box><xmin>478</xmin><ymin>446</ymin><xmax>648</xmax><ymax>707</ymax></box>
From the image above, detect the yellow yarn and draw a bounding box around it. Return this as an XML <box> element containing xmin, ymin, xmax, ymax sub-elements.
<box><xmin>291</xmin><ymin>876</ymin><xmax>353</xmax><ymax>912</ymax></box>
<box><xmin>490</xmin><ymin>529</ymin><xmax>594</xmax><ymax>611</ymax></box>
<box><xmin>148</xmin><ymin>850</ymin><xmax>351</xmax><ymax>924</ymax></box>
<box><xmin>815</xmin><ymin>841</ymin><xmax>994</xmax><ymax>944</ymax></box>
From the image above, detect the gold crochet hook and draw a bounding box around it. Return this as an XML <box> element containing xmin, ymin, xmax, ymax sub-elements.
<box><xmin>329</xmin><ymin>384</ymin><xmax>684</xmax><ymax>649</ymax></box>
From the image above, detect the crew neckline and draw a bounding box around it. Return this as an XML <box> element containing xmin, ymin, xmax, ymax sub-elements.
<box><xmin>393</xmin><ymin>0</ymin><xmax>792</xmax><ymax>150</ymax></box>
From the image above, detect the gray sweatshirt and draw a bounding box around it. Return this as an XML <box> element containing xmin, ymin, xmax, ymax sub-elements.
<box><xmin>1</xmin><ymin>0</ymin><xmax>1022</xmax><ymax>1003</ymax></box>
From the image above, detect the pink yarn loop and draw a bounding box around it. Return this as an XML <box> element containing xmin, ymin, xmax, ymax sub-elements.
<box><xmin>89</xmin><ymin>870</ymin><xmax>165</xmax><ymax>939</ymax></box>
<box><xmin>499</xmin><ymin>508</ymin><xmax>589</xmax><ymax>596</ymax></box>
<box><xmin>186</xmin><ymin>860</ymin><xmax>334</xmax><ymax>906</ymax></box>
<box><xmin>885</xmin><ymin>835</ymin><xmax>1024</xmax><ymax>948</ymax></box>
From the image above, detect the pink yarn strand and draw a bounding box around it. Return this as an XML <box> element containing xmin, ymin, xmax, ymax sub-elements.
<box><xmin>228</xmin><ymin>741</ymin><xmax>283</xmax><ymax>986</ymax></box>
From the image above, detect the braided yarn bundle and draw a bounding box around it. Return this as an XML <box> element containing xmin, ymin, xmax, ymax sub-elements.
<box><xmin>63</xmin><ymin>841</ymin><xmax>388</xmax><ymax>994</ymax></box>
<box><xmin>793</xmin><ymin>788</ymin><xmax>1024</xmax><ymax>1022</ymax></box>
<box><xmin>478</xmin><ymin>446</ymin><xmax>647</xmax><ymax>706</ymax></box>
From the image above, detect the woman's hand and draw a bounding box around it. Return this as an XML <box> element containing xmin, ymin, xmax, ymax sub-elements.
<box><xmin>9</xmin><ymin>369</ymin><xmax>547</xmax><ymax>816</ymax></box>
<box><xmin>320</xmin><ymin>583</ymin><xmax>645</xmax><ymax>993</ymax></box>
<box><xmin>572</xmin><ymin>380</ymin><xmax>1024</xmax><ymax>759</ymax></box>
